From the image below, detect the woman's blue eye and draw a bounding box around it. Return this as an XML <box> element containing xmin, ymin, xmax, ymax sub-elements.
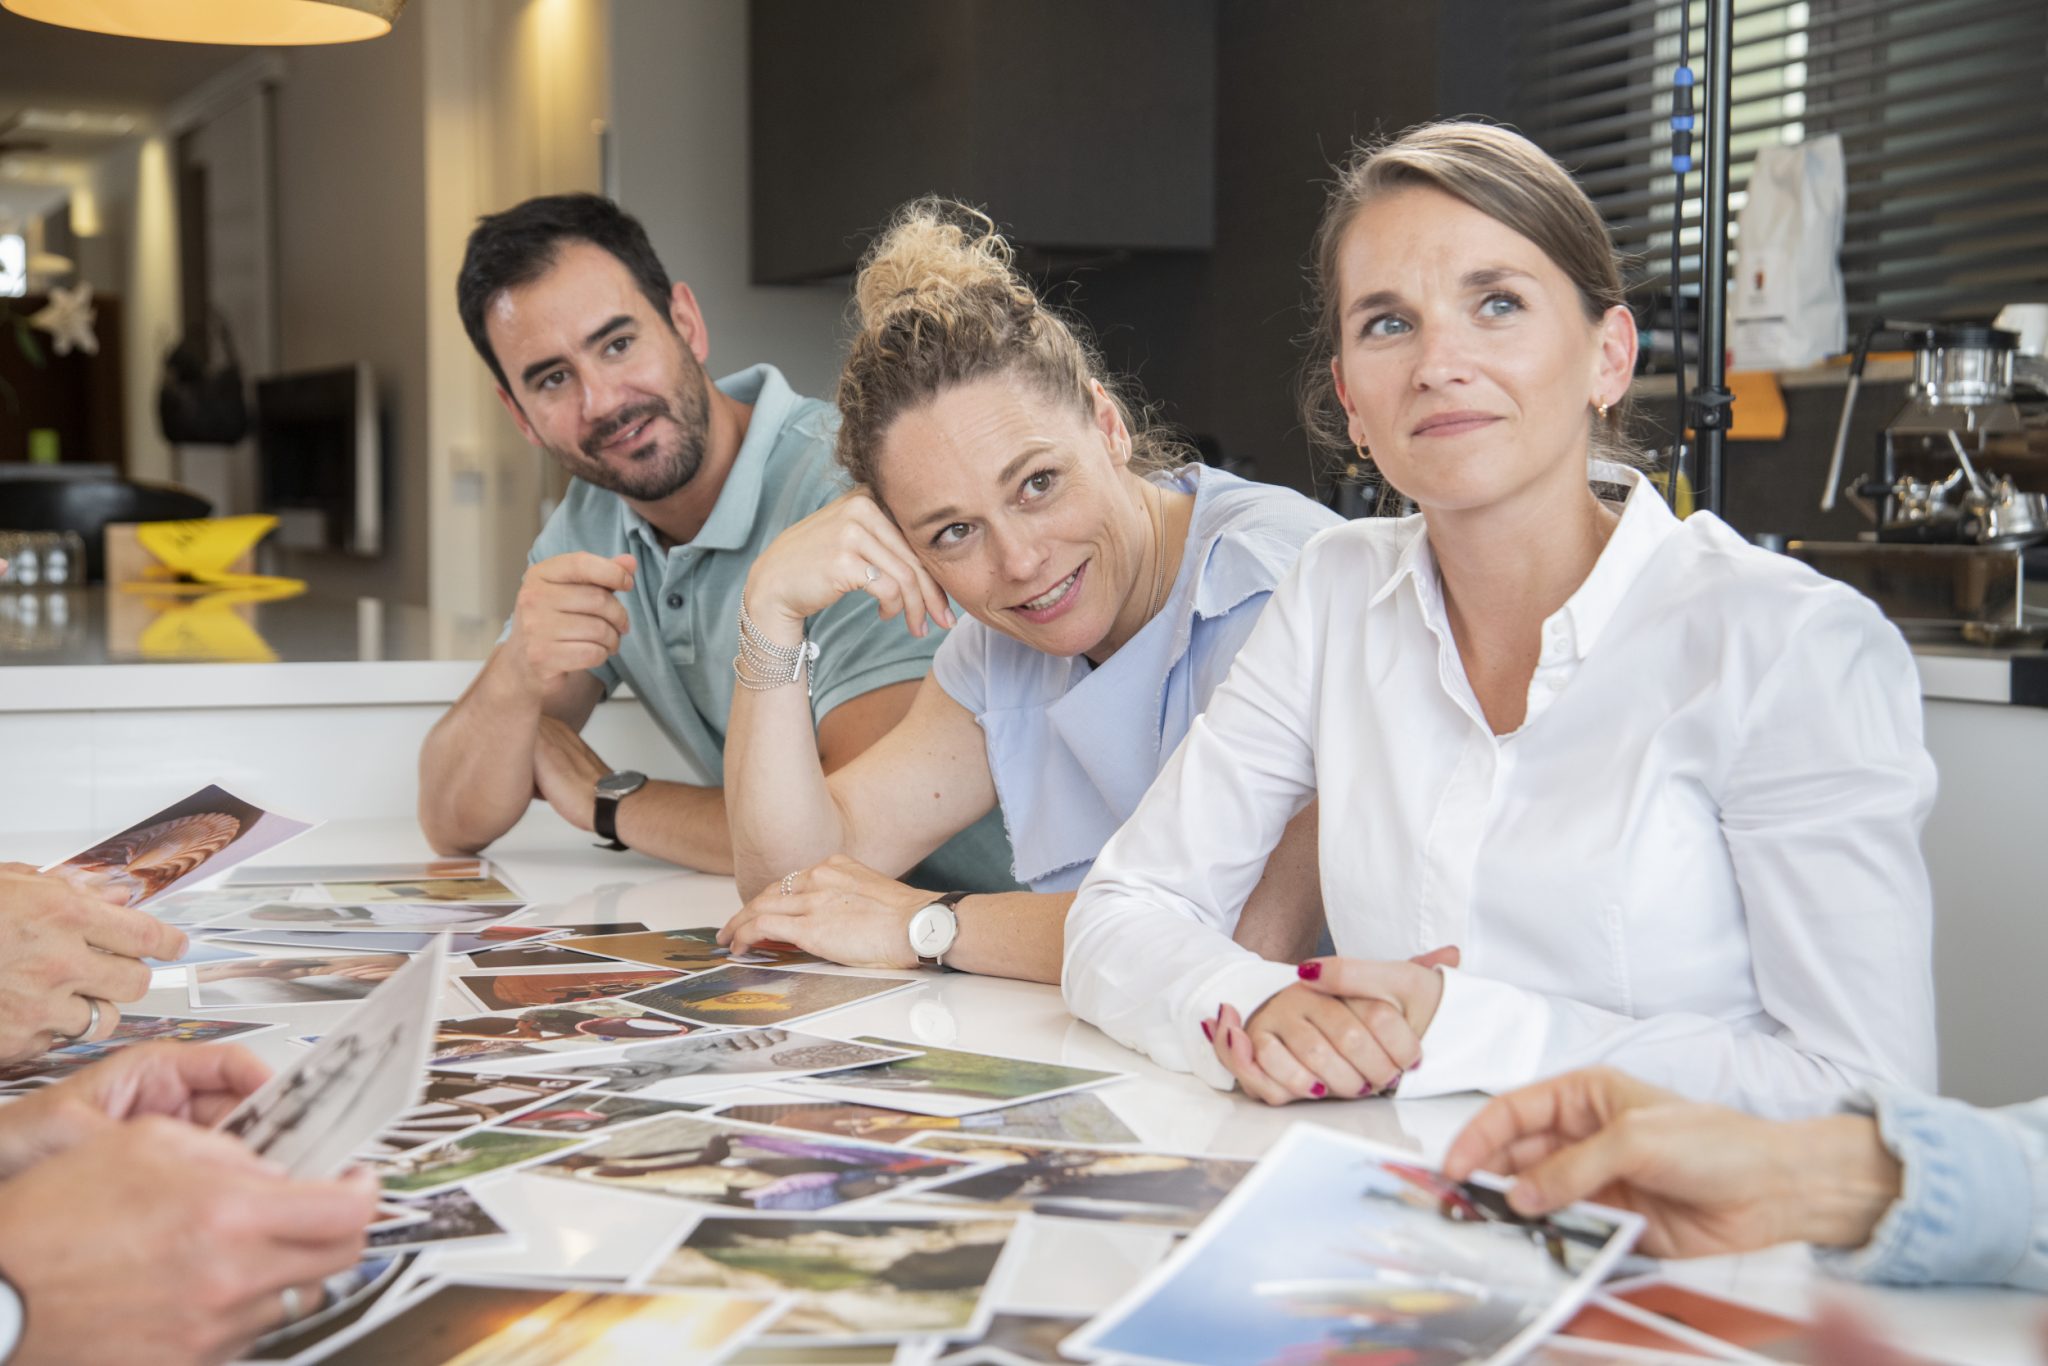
<box><xmin>1362</xmin><ymin>314</ymin><xmax>1411</xmax><ymax>339</ymax></box>
<box><xmin>933</xmin><ymin>523</ymin><xmax>971</xmax><ymax>548</ymax></box>
<box><xmin>1480</xmin><ymin>292</ymin><xmax>1523</xmax><ymax>317</ymax></box>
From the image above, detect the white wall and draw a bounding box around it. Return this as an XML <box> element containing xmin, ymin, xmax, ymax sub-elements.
<box><xmin>607</xmin><ymin>0</ymin><xmax>846</xmax><ymax>400</ymax></box>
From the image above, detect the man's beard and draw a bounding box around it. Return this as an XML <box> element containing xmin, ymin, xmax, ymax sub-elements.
<box><xmin>562</xmin><ymin>366</ymin><xmax>711</xmax><ymax>503</ymax></box>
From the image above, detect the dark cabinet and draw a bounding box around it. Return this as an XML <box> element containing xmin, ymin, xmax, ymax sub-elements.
<box><xmin>749</xmin><ymin>0</ymin><xmax>1217</xmax><ymax>283</ymax></box>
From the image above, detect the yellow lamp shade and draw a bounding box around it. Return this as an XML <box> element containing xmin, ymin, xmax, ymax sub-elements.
<box><xmin>2</xmin><ymin>0</ymin><xmax>405</xmax><ymax>45</ymax></box>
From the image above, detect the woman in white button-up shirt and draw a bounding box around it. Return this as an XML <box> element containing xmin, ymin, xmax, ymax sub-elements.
<box><xmin>1062</xmin><ymin>122</ymin><xmax>1937</xmax><ymax>1121</ymax></box>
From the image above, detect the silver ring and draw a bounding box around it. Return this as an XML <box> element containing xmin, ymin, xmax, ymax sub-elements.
<box><xmin>780</xmin><ymin>872</ymin><xmax>796</xmax><ymax>896</ymax></box>
<box><xmin>863</xmin><ymin>563</ymin><xmax>878</xmax><ymax>583</ymax></box>
<box><xmin>56</xmin><ymin>996</ymin><xmax>102</xmax><ymax>1045</ymax></box>
<box><xmin>279</xmin><ymin>1284</ymin><xmax>304</xmax><ymax>1324</ymax></box>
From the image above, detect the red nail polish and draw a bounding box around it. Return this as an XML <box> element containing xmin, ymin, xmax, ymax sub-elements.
<box><xmin>1200</xmin><ymin>1020</ymin><xmax>1214</xmax><ymax>1042</ymax></box>
<box><xmin>1297</xmin><ymin>961</ymin><xmax>1322</xmax><ymax>981</ymax></box>
<box><xmin>1310</xmin><ymin>1082</ymin><xmax>1327</xmax><ymax>1098</ymax></box>
<box><xmin>1385</xmin><ymin>1071</ymin><xmax>1404</xmax><ymax>1097</ymax></box>
<box><xmin>1409</xmin><ymin>1056</ymin><xmax>1421</xmax><ymax>1073</ymax></box>
<box><xmin>1358</xmin><ymin>1080</ymin><xmax>1375</xmax><ymax>1097</ymax></box>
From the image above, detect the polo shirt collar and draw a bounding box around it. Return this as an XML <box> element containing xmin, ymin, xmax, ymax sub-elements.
<box><xmin>614</xmin><ymin>363</ymin><xmax>800</xmax><ymax>555</ymax></box>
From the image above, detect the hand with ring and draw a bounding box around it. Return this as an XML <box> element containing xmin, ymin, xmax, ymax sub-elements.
<box><xmin>721</xmin><ymin>854</ymin><xmax>934</xmax><ymax>970</ymax></box>
<box><xmin>0</xmin><ymin>863</ymin><xmax>187</xmax><ymax>1065</ymax></box>
<box><xmin>742</xmin><ymin>490</ymin><xmax>956</xmax><ymax>646</ymax></box>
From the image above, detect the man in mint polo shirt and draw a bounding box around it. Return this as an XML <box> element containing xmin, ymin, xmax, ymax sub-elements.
<box><xmin>419</xmin><ymin>193</ymin><xmax>1013</xmax><ymax>890</ymax></box>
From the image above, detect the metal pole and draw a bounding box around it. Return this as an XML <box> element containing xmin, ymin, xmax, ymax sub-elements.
<box><xmin>1693</xmin><ymin>0</ymin><xmax>1736</xmax><ymax>517</ymax></box>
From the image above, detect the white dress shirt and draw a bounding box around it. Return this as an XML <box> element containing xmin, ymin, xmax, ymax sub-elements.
<box><xmin>1063</xmin><ymin>469</ymin><xmax>1938</xmax><ymax>1119</ymax></box>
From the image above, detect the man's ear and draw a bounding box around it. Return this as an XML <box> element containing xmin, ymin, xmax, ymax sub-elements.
<box><xmin>668</xmin><ymin>282</ymin><xmax>711</xmax><ymax>365</ymax></box>
<box><xmin>494</xmin><ymin>385</ymin><xmax>542</xmax><ymax>447</ymax></box>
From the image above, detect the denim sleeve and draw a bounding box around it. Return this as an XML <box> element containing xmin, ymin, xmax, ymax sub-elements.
<box><xmin>1818</xmin><ymin>1087</ymin><xmax>2048</xmax><ymax>1291</ymax></box>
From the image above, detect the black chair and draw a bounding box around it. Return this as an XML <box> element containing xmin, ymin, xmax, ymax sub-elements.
<box><xmin>0</xmin><ymin>476</ymin><xmax>213</xmax><ymax>583</ymax></box>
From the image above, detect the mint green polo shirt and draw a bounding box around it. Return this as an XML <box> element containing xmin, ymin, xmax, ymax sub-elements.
<box><xmin>519</xmin><ymin>363</ymin><xmax>1017</xmax><ymax>893</ymax></box>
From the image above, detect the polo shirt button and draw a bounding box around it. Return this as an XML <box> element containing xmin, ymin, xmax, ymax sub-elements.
<box><xmin>665</xmin><ymin>593</ymin><xmax>684</xmax><ymax>610</ymax></box>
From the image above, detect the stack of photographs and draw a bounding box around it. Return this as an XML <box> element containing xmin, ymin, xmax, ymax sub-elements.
<box><xmin>901</xmin><ymin>1134</ymin><xmax>1253</xmax><ymax>1231</ymax></box>
<box><xmin>529</xmin><ymin>1028</ymin><xmax>922</xmax><ymax>1101</ymax></box>
<box><xmin>762</xmin><ymin>1037</ymin><xmax>1128</xmax><ymax>1118</ymax></box>
<box><xmin>427</xmin><ymin>999</ymin><xmax>703</xmax><ymax>1070</ymax></box>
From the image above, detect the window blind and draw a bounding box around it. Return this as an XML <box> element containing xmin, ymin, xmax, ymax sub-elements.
<box><xmin>1507</xmin><ymin>0</ymin><xmax>2048</xmax><ymax>363</ymax></box>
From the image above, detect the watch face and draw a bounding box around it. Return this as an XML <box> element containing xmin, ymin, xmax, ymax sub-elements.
<box><xmin>596</xmin><ymin>770</ymin><xmax>647</xmax><ymax>799</ymax></box>
<box><xmin>909</xmin><ymin>904</ymin><xmax>956</xmax><ymax>958</ymax></box>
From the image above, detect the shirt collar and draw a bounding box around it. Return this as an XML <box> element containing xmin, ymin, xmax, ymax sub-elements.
<box><xmin>616</xmin><ymin>363</ymin><xmax>800</xmax><ymax>555</ymax></box>
<box><xmin>1361</xmin><ymin>463</ymin><xmax>1680</xmax><ymax>661</ymax></box>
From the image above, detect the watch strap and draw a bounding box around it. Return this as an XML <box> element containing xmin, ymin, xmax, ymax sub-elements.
<box><xmin>0</xmin><ymin>1262</ymin><xmax>25</xmax><ymax>1366</ymax></box>
<box><xmin>592</xmin><ymin>792</ymin><xmax>628</xmax><ymax>851</ymax></box>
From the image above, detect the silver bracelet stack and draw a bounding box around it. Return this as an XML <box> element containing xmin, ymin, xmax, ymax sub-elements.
<box><xmin>734</xmin><ymin>595</ymin><xmax>819</xmax><ymax>697</ymax></box>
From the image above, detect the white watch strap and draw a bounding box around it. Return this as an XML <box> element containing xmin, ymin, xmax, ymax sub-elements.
<box><xmin>0</xmin><ymin>1268</ymin><xmax>23</xmax><ymax>1365</ymax></box>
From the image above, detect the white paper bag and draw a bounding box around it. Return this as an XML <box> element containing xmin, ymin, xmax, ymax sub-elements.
<box><xmin>1732</xmin><ymin>133</ymin><xmax>1846</xmax><ymax>370</ymax></box>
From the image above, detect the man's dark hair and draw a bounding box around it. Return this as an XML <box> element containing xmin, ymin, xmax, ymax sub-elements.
<box><xmin>456</xmin><ymin>192</ymin><xmax>674</xmax><ymax>393</ymax></box>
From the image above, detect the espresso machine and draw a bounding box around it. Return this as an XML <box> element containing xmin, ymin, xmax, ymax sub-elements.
<box><xmin>1791</xmin><ymin>322</ymin><xmax>2048</xmax><ymax>641</ymax></box>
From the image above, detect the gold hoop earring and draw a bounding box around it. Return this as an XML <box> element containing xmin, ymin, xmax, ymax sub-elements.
<box><xmin>1353</xmin><ymin>441</ymin><xmax>1371</xmax><ymax>462</ymax></box>
<box><xmin>1595</xmin><ymin>400</ymin><xmax>1612</xmax><ymax>421</ymax></box>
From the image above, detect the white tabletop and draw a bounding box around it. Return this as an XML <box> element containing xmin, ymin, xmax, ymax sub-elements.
<box><xmin>22</xmin><ymin>810</ymin><xmax>2038</xmax><ymax>1364</ymax></box>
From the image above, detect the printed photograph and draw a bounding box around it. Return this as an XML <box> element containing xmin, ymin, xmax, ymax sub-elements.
<box><xmin>229</xmin><ymin>857</ymin><xmax>488</xmax><ymax>887</ymax></box>
<box><xmin>427</xmin><ymin>999</ymin><xmax>697</xmax><ymax>1069</ymax></box>
<box><xmin>1068</xmin><ymin>1125</ymin><xmax>1641</xmax><ymax>1366</ymax></box>
<box><xmin>770</xmin><ymin>1037</ymin><xmax>1126</xmax><ymax>1118</ymax></box>
<box><xmin>46</xmin><ymin>783</ymin><xmax>313</xmax><ymax>906</ymax></box>
<box><xmin>361</xmin><ymin>1071</ymin><xmax>591</xmax><ymax>1157</ymax></box>
<box><xmin>319</xmin><ymin>875</ymin><xmax>524</xmax><ymax>903</ymax></box>
<box><xmin>365</xmin><ymin>1187</ymin><xmax>514</xmax><ymax>1254</ymax></box>
<box><xmin>215</xmin><ymin>924</ymin><xmax>556</xmax><ymax>955</ymax></box>
<box><xmin>189</xmin><ymin>952</ymin><xmax>407</xmax><ymax>1008</ymax></box>
<box><xmin>534</xmin><ymin>1112</ymin><xmax>978</xmax><ymax>1211</ymax></box>
<box><xmin>316</xmin><ymin>1281</ymin><xmax>780</xmax><ymax>1366</ymax></box>
<box><xmin>215</xmin><ymin>945</ymin><xmax>447</xmax><ymax>1179</ymax></box>
<box><xmin>936</xmin><ymin>1311</ymin><xmax>1091</xmax><ymax>1365</ymax></box>
<box><xmin>502</xmin><ymin>1092</ymin><xmax>712</xmax><ymax>1135</ymax></box>
<box><xmin>0</xmin><ymin>1013</ymin><xmax>274</xmax><ymax>1091</ymax></box>
<box><xmin>201</xmin><ymin>901</ymin><xmax>526</xmax><ymax>932</ymax></box>
<box><xmin>908</xmin><ymin>1135</ymin><xmax>1250</xmax><ymax>1230</ymax></box>
<box><xmin>376</xmin><ymin>1128</ymin><xmax>590</xmax><ymax>1198</ymax></box>
<box><xmin>144</xmin><ymin>939</ymin><xmax>257</xmax><ymax>971</ymax></box>
<box><xmin>148</xmin><ymin>885</ymin><xmax>287</xmax><ymax>927</ymax></box>
<box><xmin>1605</xmin><ymin>1281</ymin><xmax>1817</xmax><ymax>1359</ymax></box>
<box><xmin>560</xmin><ymin>926</ymin><xmax>819</xmax><ymax>973</ymax></box>
<box><xmin>539</xmin><ymin>1028</ymin><xmax>919</xmax><ymax>1101</ymax></box>
<box><xmin>1547</xmin><ymin>1301</ymin><xmax>1726</xmax><ymax>1360</ymax></box>
<box><xmin>468</xmin><ymin>941</ymin><xmax>616</xmax><ymax>970</ymax></box>
<box><xmin>714</xmin><ymin>1091</ymin><xmax>1139</xmax><ymax>1149</ymax></box>
<box><xmin>645</xmin><ymin>1214</ymin><xmax>1017</xmax><ymax>1343</ymax></box>
<box><xmin>456</xmin><ymin>967</ymin><xmax>681</xmax><ymax>1012</ymax></box>
<box><xmin>622</xmin><ymin>965</ymin><xmax>914</xmax><ymax>1030</ymax></box>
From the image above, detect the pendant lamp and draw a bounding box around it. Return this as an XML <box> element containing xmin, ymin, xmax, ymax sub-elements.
<box><xmin>1</xmin><ymin>0</ymin><xmax>407</xmax><ymax>45</ymax></box>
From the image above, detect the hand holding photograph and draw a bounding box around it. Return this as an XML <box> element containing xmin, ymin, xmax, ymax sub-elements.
<box><xmin>1064</xmin><ymin>1124</ymin><xmax>1643</xmax><ymax>1366</ymax></box>
<box><xmin>0</xmin><ymin>1013</ymin><xmax>276</xmax><ymax>1092</ymax></box>
<box><xmin>43</xmin><ymin>783</ymin><xmax>314</xmax><ymax>906</ymax></box>
<box><xmin>533</xmin><ymin>1111</ymin><xmax>981</xmax><ymax>1212</ymax></box>
<box><xmin>642</xmin><ymin>1212</ymin><xmax>1021</xmax><ymax>1345</ymax></box>
<box><xmin>213</xmin><ymin>940</ymin><xmax>447</xmax><ymax>1178</ymax></box>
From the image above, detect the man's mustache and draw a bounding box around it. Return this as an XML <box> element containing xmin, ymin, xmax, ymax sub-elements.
<box><xmin>583</xmin><ymin>401</ymin><xmax>671</xmax><ymax>456</ymax></box>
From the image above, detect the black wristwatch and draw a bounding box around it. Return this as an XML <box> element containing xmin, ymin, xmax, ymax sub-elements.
<box><xmin>593</xmin><ymin>769</ymin><xmax>647</xmax><ymax>850</ymax></box>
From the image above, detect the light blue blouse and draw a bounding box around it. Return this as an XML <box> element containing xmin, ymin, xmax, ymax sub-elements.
<box><xmin>930</xmin><ymin>465</ymin><xmax>1342</xmax><ymax>892</ymax></box>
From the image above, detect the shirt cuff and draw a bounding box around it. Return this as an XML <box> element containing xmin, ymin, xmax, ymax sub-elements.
<box><xmin>1178</xmin><ymin>958</ymin><xmax>1302</xmax><ymax>1092</ymax></box>
<box><xmin>1818</xmin><ymin>1086</ymin><xmax>2036</xmax><ymax>1288</ymax></box>
<box><xmin>1397</xmin><ymin>966</ymin><xmax>1550</xmax><ymax>1100</ymax></box>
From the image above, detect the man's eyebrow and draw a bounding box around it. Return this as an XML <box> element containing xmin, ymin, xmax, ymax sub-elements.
<box><xmin>518</xmin><ymin>314</ymin><xmax>634</xmax><ymax>388</ymax></box>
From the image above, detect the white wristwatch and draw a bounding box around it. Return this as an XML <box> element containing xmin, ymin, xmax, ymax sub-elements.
<box><xmin>907</xmin><ymin>891</ymin><xmax>969</xmax><ymax>968</ymax></box>
<box><xmin>0</xmin><ymin>1265</ymin><xmax>23</xmax><ymax>1365</ymax></box>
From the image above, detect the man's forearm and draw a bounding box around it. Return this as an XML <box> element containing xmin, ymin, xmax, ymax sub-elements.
<box><xmin>418</xmin><ymin>653</ymin><xmax>546</xmax><ymax>856</ymax></box>
<box><xmin>935</xmin><ymin>891</ymin><xmax>1073</xmax><ymax>985</ymax></box>
<box><xmin>612</xmin><ymin>780</ymin><xmax>736</xmax><ymax>874</ymax></box>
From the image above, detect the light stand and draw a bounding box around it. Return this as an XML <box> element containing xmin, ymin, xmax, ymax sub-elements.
<box><xmin>1688</xmin><ymin>0</ymin><xmax>1736</xmax><ymax>517</ymax></box>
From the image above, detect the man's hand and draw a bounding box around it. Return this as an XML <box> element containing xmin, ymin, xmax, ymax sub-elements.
<box><xmin>0</xmin><ymin>1118</ymin><xmax>377</xmax><ymax>1366</ymax></box>
<box><xmin>1206</xmin><ymin>948</ymin><xmax>1455</xmax><ymax>1105</ymax></box>
<box><xmin>505</xmin><ymin>551</ymin><xmax>637</xmax><ymax>695</ymax></box>
<box><xmin>0</xmin><ymin>866</ymin><xmax>187</xmax><ymax>1065</ymax></box>
<box><xmin>1441</xmin><ymin>1066</ymin><xmax>1903</xmax><ymax>1260</ymax></box>
<box><xmin>0</xmin><ymin>1042</ymin><xmax>272</xmax><ymax>1180</ymax></box>
<box><xmin>533</xmin><ymin>715</ymin><xmax>612</xmax><ymax>833</ymax></box>
<box><xmin>718</xmin><ymin>854</ymin><xmax>926</xmax><ymax>970</ymax></box>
